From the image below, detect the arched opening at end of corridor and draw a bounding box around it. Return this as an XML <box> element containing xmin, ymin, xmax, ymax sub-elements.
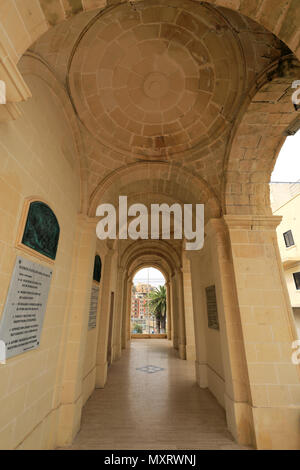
<box><xmin>131</xmin><ymin>267</ymin><xmax>167</xmax><ymax>338</ymax></box>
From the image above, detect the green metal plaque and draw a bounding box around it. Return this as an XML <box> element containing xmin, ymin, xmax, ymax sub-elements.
<box><xmin>22</xmin><ymin>201</ymin><xmax>60</xmax><ymax>260</ymax></box>
<box><xmin>93</xmin><ymin>255</ymin><xmax>102</xmax><ymax>283</ymax></box>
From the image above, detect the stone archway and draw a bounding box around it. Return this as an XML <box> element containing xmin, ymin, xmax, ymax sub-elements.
<box><xmin>0</xmin><ymin>0</ymin><xmax>300</xmax><ymax>451</ymax></box>
<box><xmin>223</xmin><ymin>56</ymin><xmax>300</xmax><ymax>216</ymax></box>
<box><xmin>88</xmin><ymin>161</ymin><xmax>221</xmax><ymax>219</ymax></box>
<box><xmin>128</xmin><ymin>264</ymin><xmax>168</xmax><ymax>337</ymax></box>
<box><xmin>120</xmin><ymin>240</ymin><xmax>183</xmax><ymax>353</ymax></box>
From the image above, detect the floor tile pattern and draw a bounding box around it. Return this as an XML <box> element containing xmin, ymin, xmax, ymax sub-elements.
<box><xmin>65</xmin><ymin>340</ymin><xmax>247</xmax><ymax>450</ymax></box>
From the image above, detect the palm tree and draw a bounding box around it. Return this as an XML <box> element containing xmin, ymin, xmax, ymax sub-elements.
<box><xmin>149</xmin><ymin>285</ymin><xmax>167</xmax><ymax>334</ymax></box>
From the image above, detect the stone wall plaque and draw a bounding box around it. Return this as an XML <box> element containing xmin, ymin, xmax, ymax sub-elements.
<box><xmin>88</xmin><ymin>283</ymin><xmax>99</xmax><ymax>330</ymax></box>
<box><xmin>205</xmin><ymin>285</ymin><xmax>219</xmax><ymax>330</ymax></box>
<box><xmin>0</xmin><ymin>256</ymin><xmax>52</xmax><ymax>359</ymax></box>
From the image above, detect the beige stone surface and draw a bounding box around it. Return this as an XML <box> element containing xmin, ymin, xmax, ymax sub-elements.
<box><xmin>65</xmin><ymin>339</ymin><xmax>247</xmax><ymax>450</ymax></box>
<box><xmin>0</xmin><ymin>0</ymin><xmax>299</xmax><ymax>451</ymax></box>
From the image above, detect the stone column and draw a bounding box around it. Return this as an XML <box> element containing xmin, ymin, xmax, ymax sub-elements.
<box><xmin>95</xmin><ymin>245</ymin><xmax>115</xmax><ymax>388</ymax></box>
<box><xmin>223</xmin><ymin>214</ymin><xmax>300</xmax><ymax>450</ymax></box>
<box><xmin>112</xmin><ymin>267</ymin><xmax>126</xmax><ymax>361</ymax></box>
<box><xmin>122</xmin><ymin>276</ymin><xmax>131</xmax><ymax>349</ymax></box>
<box><xmin>170</xmin><ymin>274</ymin><xmax>178</xmax><ymax>350</ymax></box>
<box><xmin>166</xmin><ymin>281</ymin><xmax>172</xmax><ymax>340</ymax></box>
<box><xmin>205</xmin><ymin>219</ymin><xmax>252</xmax><ymax>446</ymax></box>
<box><xmin>127</xmin><ymin>280</ymin><xmax>133</xmax><ymax>343</ymax></box>
<box><xmin>182</xmin><ymin>254</ymin><xmax>196</xmax><ymax>361</ymax></box>
<box><xmin>121</xmin><ymin>276</ymin><xmax>127</xmax><ymax>350</ymax></box>
<box><xmin>56</xmin><ymin>215</ymin><xmax>97</xmax><ymax>446</ymax></box>
<box><xmin>175</xmin><ymin>268</ymin><xmax>186</xmax><ymax>360</ymax></box>
<box><xmin>187</xmin><ymin>251</ymin><xmax>208</xmax><ymax>388</ymax></box>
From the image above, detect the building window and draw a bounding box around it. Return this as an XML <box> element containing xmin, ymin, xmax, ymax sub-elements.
<box><xmin>293</xmin><ymin>272</ymin><xmax>300</xmax><ymax>290</ymax></box>
<box><xmin>283</xmin><ymin>230</ymin><xmax>295</xmax><ymax>248</ymax></box>
<box><xmin>21</xmin><ymin>201</ymin><xmax>60</xmax><ymax>260</ymax></box>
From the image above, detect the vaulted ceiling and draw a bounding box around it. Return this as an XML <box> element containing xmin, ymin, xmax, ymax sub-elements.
<box><xmin>22</xmin><ymin>0</ymin><xmax>298</xmax><ymax>215</ymax></box>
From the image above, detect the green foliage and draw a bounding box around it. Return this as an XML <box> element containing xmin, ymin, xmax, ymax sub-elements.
<box><xmin>133</xmin><ymin>323</ymin><xmax>143</xmax><ymax>334</ymax></box>
<box><xmin>149</xmin><ymin>285</ymin><xmax>166</xmax><ymax>318</ymax></box>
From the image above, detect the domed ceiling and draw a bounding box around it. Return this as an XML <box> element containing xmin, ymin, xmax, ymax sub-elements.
<box><xmin>28</xmin><ymin>0</ymin><xmax>290</xmax><ymax>202</ymax></box>
<box><xmin>68</xmin><ymin>0</ymin><xmax>243</xmax><ymax>159</ymax></box>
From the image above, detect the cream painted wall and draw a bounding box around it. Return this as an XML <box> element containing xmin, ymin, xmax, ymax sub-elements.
<box><xmin>284</xmin><ymin>264</ymin><xmax>300</xmax><ymax>309</ymax></box>
<box><xmin>0</xmin><ymin>70</ymin><xmax>81</xmax><ymax>449</ymax></box>
<box><xmin>273</xmin><ymin>192</ymin><xmax>300</xmax><ymax>335</ymax></box>
<box><xmin>274</xmin><ymin>193</ymin><xmax>300</xmax><ymax>266</ymax></box>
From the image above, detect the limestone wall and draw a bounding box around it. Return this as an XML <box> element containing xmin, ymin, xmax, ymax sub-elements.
<box><xmin>189</xmin><ymin>237</ymin><xmax>226</xmax><ymax>409</ymax></box>
<box><xmin>0</xmin><ymin>71</ymin><xmax>81</xmax><ymax>449</ymax></box>
<box><xmin>82</xmin><ymin>240</ymin><xmax>107</xmax><ymax>406</ymax></box>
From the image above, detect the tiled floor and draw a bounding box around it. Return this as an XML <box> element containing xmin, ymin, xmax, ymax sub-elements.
<box><xmin>66</xmin><ymin>339</ymin><xmax>245</xmax><ymax>450</ymax></box>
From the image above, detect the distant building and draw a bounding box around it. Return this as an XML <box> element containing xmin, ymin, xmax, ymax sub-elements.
<box><xmin>131</xmin><ymin>283</ymin><xmax>155</xmax><ymax>333</ymax></box>
<box><xmin>135</xmin><ymin>283</ymin><xmax>154</xmax><ymax>294</ymax></box>
<box><xmin>270</xmin><ymin>182</ymin><xmax>300</xmax><ymax>337</ymax></box>
<box><xmin>131</xmin><ymin>297</ymin><xmax>140</xmax><ymax>318</ymax></box>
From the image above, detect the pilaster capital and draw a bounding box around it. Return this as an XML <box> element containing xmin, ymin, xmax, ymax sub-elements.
<box><xmin>205</xmin><ymin>218</ymin><xmax>227</xmax><ymax>237</ymax></box>
<box><xmin>77</xmin><ymin>213</ymin><xmax>98</xmax><ymax>230</ymax></box>
<box><xmin>203</xmin><ymin>218</ymin><xmax>233</xmax><ymax>261</ymax></box>
<box><xmin>0</xmin><ymin>102</ymin><xmax>21</xmax><ymax>122</ymax></box>
<box><xmin>204</xmin><ymin>218</ymin><xmax>230</xmax><ymax>253</ymax></box>
<box><xmin>0</xmin><ymin>43</ymin><xmax>32</xmax><ymax>122</ymax></box>
<box><xmin>103</xmin><ymin>248</ymin><xmax>115</xmax><ymax>259</ymax></box>
<box><xmin>184</xmin><ymin>250</ymin><xmax>203</xmax><ymax>262</ymax></box>
<box><xmin>223</xmin><ymin>215</ymin><xmax>282</xmax><ymax>231</ymax></box>
<box><xmin>0</xmin><ymin>43</ymin><xmax>32</xmax><ymax>102</ymax></box>
<box><xmin>117</xmin><ymin>266</ymin><xmax>126</xmax><ymax>277</ymax></box>
<box><xmin>175</xmin><ymin>267</ymin><xmax>183</xmax><ymax>276</ymax></box>
<box><xmin>101</xmin><ymin>241</ymin><xmax>115</xmax><ymax>258</ymax></box>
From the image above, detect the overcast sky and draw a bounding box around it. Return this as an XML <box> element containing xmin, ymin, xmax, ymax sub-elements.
<box><xmin>133</xmin><ymin>267</ymin><xmax>165</xmax><ymax>287</ymax></box>
<box><xmin>271</xmin><ymin>131</ymin><xmax>300</xmax><ymax>182</ymax></box>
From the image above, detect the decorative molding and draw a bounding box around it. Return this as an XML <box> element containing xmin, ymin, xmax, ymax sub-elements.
<box><xmin>0</xmin><ymin>44</ymin><xmax>31</xmax><ymax>102</ymax></box>
<box><xmin>15</xmin><ymin>197</ymin><xmax>58</xmax><ymax>265</ymax></box>
<box><xmin>224</xmin><ymin>215</ymin><xmax>282</xmax><ymax>230</ymax></box>
<box><xmin>0</xmin><ymin>102</ymin><xmax>21</xmax><ymax>122</ymax></box>
<box><xmin>78</xmin><ymin>213</ymin><xmax>98</xmax><ymax>227</ymax></box>
<box><xmin>0</xmin><ymin>43</ymin><xmax>32</xmax><ymax>122</ymax></box>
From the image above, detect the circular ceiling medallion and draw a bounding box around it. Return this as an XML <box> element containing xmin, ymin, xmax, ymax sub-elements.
<box><xmin>69</xmin><ymin>0</ymin><xmax>242</xmax><ymax>159</ymax></box>
<box><xmin>143</xmin><ymin>72</ymin><xmax>169</xmax><ymax>99</ymax></box>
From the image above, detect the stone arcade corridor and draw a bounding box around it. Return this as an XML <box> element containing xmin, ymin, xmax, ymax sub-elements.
<box><xmin>0</xmin><ymin>0</ymin><xmax>300</xmax><ymax>451</ymax></box>
<box><xmin>67</xmin><ymin>340</ymin><xmax>243</xmax><ymax>450</ymax></box>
